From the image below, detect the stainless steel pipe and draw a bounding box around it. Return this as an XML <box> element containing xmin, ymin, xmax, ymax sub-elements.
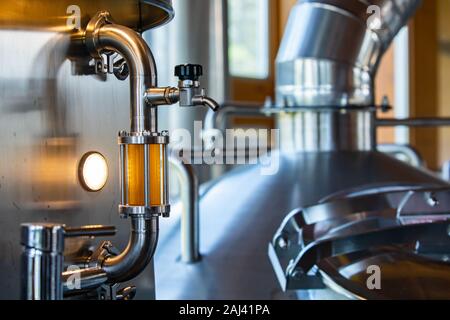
<box><xmin>276</xmin><ymin>0</ymin><xmax>421</xmax><ymax>109</ymax></box>
<box><xmin>102</xmin><ymin>217</ymin><xmax>159</xmax><ymax>283</ymax></box>
<box><xmin>271</xmin><ymin>1</ymin><xmax>425</xmax><ymax>153</ymax></box>
<box><xmin>85</xmin><ymin>11</ymin><xmax>158</xmax><ymax>133</ymax></box>
<box><xmin>277</xmin><ymin>109</ymin><xmax>376</xmax><ymax>152</ymax></box>
<box><xmin>84</xmin><ymin>12</ymin><xmax>163</xmax><ymax>285</ymax></box>
<box><xmin>169</xmin><ymin>156</ymin><xmax>200</xmax><ymax>263</ymax></box>
<box><xmin>204</xmin><ymin>102</ymin><xmax>377</xmax><ymax>153</ymax></box>
<box><xmin>192</xmin><ymin>95</ymin><xmax>220</xmax><ymax>113</ymax></box>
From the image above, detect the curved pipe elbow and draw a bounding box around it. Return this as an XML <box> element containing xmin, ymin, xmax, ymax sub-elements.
<box><xmin>86</xmin><ymin>13</ymin><xmax>158</xmax><ymax>133</ymax></box>
<box><xmin>192</xmin><ymin>95</ymin><xmax>220</xmax><ymax>112</ymax></box>
<box><xmin>102</xmin><ymin>217</ymin><xmax>159</xmax><ymax>283</ymax></box>
<box><xmin>97</xmin><ymin>24</ymin><xmax>156</xmax><ymax>86</ymax></box>
<box><xmin>201</xmin><ymin>96</ymin><xmax>220</xmax><ymax>112</ymax></box>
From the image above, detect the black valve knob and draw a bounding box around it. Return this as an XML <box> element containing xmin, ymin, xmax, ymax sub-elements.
<box><xmin>174</xmin><ymin>64</ymin><xmax>203</xmax><ymax>81</ymax></box>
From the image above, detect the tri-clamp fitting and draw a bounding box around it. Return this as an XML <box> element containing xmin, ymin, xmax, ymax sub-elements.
<box><xmin>145</xmin><ymin>64</ymin><xmax>220</xmax><ymax>112</ymax></box>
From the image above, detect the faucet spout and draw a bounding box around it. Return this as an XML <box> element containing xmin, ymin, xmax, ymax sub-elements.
<box><xmin>192</xmin><ymin>95</ymin><xmax>220</xmax><ymax>112</ymax></box>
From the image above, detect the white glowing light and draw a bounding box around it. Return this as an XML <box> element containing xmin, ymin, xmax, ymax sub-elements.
<box><xmin>80</xmin><ymin>152</ymin><xmax>108</xmax><ymax>192</ymax></box>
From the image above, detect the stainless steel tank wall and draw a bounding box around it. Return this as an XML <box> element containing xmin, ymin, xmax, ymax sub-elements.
<box><xmin>157</xmin><ymin>151</ymin><xmax>448</xmax><ymax>299</ymax></box>
<box><xmin>0</xmin><ymin>0</ymin><xmax>175</xmax><ymax>299</ymax></box>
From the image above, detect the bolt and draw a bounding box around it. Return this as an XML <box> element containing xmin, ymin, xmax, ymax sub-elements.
<box><xmin>277</xmin><ymin>236</ymin><xmax>290</xmax><ymax>249</ymax></box>
<box><xmin>427</xmin><ymin>193</ymin><xmax>439</xmax><ymax>207</ymax></box>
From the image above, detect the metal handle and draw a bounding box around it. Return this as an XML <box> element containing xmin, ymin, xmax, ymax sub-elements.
<box><xmin>174</xmin><ymin>64</ymin><xmax>203</xmax><ymax>81</ymax></box>
<box><xmin>64</xmin><ymin>225</ymin><xmax>116</xmax><ymax>238</ymax></box>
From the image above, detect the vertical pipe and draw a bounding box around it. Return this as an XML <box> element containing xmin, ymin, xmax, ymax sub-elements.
<box><xmin>394</xmin><ymin>27</ymin><xmax>411</xmax><ymax>144</ymax></box>
<box><xmin>169</xmin><ymin>157</ymin><xmax>200</xmax><ymax>263</ymax></box>
<box><xmin>148</xmin><ymin>107</ymin><xmax>158</xmax><ymax>133</ymax></box>
<box><xmin>21</xmin><ymin>224</ymin><xmax>64</xmax><ymax>300</ymax></box>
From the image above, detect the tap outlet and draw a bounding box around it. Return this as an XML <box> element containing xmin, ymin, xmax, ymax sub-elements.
<box><xmin>145</xmin><ymin>64</ymin><xmax>220</xmax><ymax>112</ymax></box>
<box><xmin>175</xmin><ymin>64</ymin><xmax>219</xmax><ymax>112</ymax></box>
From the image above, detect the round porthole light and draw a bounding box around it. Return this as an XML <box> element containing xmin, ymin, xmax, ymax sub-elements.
<box><xmin>79</xmin><ymin>152</ymin><xmax>108</xmax><ymax>192</ymax></box>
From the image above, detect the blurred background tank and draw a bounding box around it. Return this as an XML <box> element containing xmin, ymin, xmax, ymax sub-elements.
<box><xmin>153</xmin><ymin>0</ymin><xmax>450</xmax><ymax>300</ymax></box>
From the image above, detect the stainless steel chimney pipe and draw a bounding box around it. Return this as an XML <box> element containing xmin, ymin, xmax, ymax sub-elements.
<box><xmin>274</xmin><ymin>0</ymin><xmax>422</xmax><ymax>152</ymax></box>
<box><xmin>276</xmin><ymin>0</ymin><xmax>422</xmax><ymax>109</ymax></box>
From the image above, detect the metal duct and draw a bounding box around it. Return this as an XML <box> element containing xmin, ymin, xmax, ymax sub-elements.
<box><xmin>275</xmin><ymin>0</ymin><xmax>422</xmax><ymax>108</ymax></box>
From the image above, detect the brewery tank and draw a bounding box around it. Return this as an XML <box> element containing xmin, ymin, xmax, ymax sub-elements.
<box><xmin>154</xmin><ymin>0</ymin><xmax>449</xmax><ymax>299</ymax></box>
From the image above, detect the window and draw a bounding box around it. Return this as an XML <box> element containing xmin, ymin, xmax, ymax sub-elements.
<box><xmin>227</xmin><ymin>0</ymin><xmax>269</xmax><ymax>79</ymax></box>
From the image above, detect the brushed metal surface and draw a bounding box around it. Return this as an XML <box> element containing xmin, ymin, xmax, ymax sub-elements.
<box><xmin>154</xmin><ymin>151</ymin><xmax>447</xmax><ymax>299</ymax></box>
<box><xmin>0</xmin><ymin>27</ymin><xmax>156</xmax><ymax>299</ymax></box>
<box><xmin>276</xmin><ymin>109</ymin><xmax>376</xmax><ymax>152</ymax></box>
<box><xmin>0</xmin><ymin>0</ymin><xmax>174</xmax><ymax>32</ymax></box>
<box><xmin>318</xmin><ymin>248</ymin><xmax>450</xmax><ymax>300</ymax></box>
